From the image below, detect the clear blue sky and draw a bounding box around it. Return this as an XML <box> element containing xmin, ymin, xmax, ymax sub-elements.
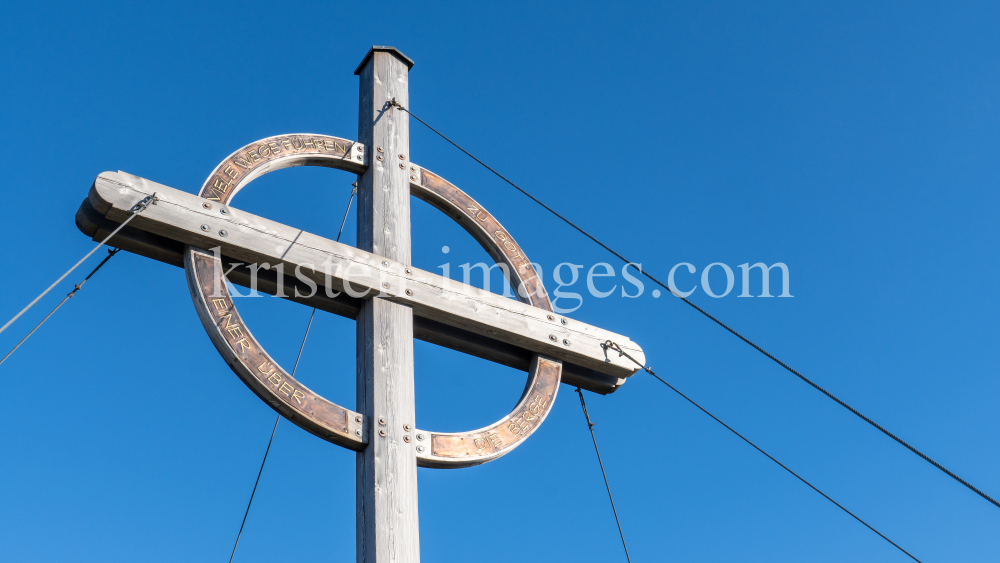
<box><xmin>1</xmin><ymin>1</ymin><xmax>998</xmax><ymax>561</ymax></box>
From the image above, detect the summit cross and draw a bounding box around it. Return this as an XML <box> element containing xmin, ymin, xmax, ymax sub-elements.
<box><xmin>75</xmin><ymin>46</ymin><xmax>645</xmax><ymax>562</ymax></box>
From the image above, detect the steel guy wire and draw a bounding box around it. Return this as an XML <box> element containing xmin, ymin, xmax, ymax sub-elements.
<box><xmin>0</xmin><ymin>248</ymin><xmax>121</xmax><ymax>367</ymax></box>
<box><xmin>229</xmin><ymin>184</ymin><xmax>355</xmax><ymax>562</ymax></box>
<box><xmin>388</xmin><ymin>98</ymin><xmax>1000</xmax><ymax>512</ymax></box>
<box><xmin>603</xmin><ymin>341</ymin><xmax>922</xmax><ymax>563</ymax></box>
<box><xmin>0</xmin><ymin>193</ymin><xmax>157</xmax><ymax>337</ymax></box>
<box><xmin>576</xmin><ymin>388</ymin><xmax>632</xmax><ymax>563</ymax></box>
<box><xmin>228</xmin><ymin>307</ymin><xmax>315</xmax><ymax>563</ymax></box>
<box><xmin>339</xmin><ymin>182</ymin><xmax>357</xmax><ymax>239</ymax></box>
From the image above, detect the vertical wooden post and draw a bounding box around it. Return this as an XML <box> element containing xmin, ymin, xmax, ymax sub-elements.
<box><xmin>355</xmin><ymin>46</ymin><xmax>419</xmax><ymax>563</ymax></box>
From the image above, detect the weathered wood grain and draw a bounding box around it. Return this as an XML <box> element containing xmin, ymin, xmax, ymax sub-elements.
<box><xmin>89</xmin><ymin>172</ymin><xmax>645</xmax><ymax>377</ymax></box>
<box><xmin>75</xmin><ymin>197</ymin><xmax>626</xmax><ymax>393</ymax></box>
<box><xmin>355</xmin><ymin>47</ymin><xmax>420</xmax><ymax>563</ymax></box>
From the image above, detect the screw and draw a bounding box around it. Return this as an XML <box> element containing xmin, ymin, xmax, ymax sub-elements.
<box><xmin>405</xmin><ymin>289</ymin><xmax>413</xmax><ymax>296</ymax></box>
<box><xmin>355</xmin><ymin>429</ymin><xmax>362</xmax><ymax>436</ymax></box>
<box><xmin>202</xmin><ymin>202</ymin><xmax>212</xmax><ymax>210</ymax></box>
<box><xmin>219</xmin><ymin>230</ymin><xmax>228</xmax><ymax>237</ymax></box>
<box><xmin>382</xmin><ymin>261</ymin><xmax>389</xmax><ymax>267</ymax></box>
<box><xmin>356</xmin><ymin>155</ymin><xmax>362</xmax><ymax>161</ymax></box>
<box><xmin>416</xmin><ymin>446</ymin><xmax>424</xmax><ymax>453</ymax></box>
<box><xmin>398</xmin><ymin>163</ymin><xmax>405</xmax><ymax>169</ymax></box>
<box><xmin>355</xmin><ymin>415</ymin><xmax>362</xmax><ymax>423</ymax></box>
<box><xmin>410</xmin><ymin>176</ymin><xmax>417</xmax><ymax>181</ymax></box>
<box><xmin>220</xmin><ymin>208</ymin><xmax>229</xmax><ymax>215</ymax></box>
<box><xmin>398</xmin><ymin>154</ymin><xmax>405</xmax><ymax>160</ymax></box>
<box><xmin>403</xmin><ymin>435</ymin><xmax>412</xmax><ymax>443</ymax></box>
<box><xmin>377</xmin><ymin>155</ymin><xmax>384</xmax><ymax>161</ymax></box>
<box><xmin>547</xmin><ymin>314</ymin><xmax>555</xmax><ymax>321</ymax></box>
<box><xmin>356</xmin><ymin>145</ymin><xmax>363</xmax><ymax>151</ymax></box>
<box><xmin>379</xmin><ymin>429</ymin><xmax>387</xmax><ymax>437</ymax></box>
<box><xmin>405</xmin><ymin>268</ymin><xmax>412</xmax><ymax>274</ymax></box>
<box><xmin>563</xmin><ymin>339</ymin><xmax>571</xmax><ymax>346</ymax></box>
<box><xmin>416</xmin><ymin>433</ymin><xmax>424</xmax><ymax>441</ymax></box>
<box><xmin>382</xmin><ymin>282</ymin><xmax>389</xmax><ymax>289</ymax></box>
<box><xmin>378</xmin><ymin>417</ymin><xmax>386</xmax><ymax>425</ymax></box>
<box><xmin>561</xmin><ymin>319</ymin><xmax>567</xmax><ymax>325</ymax></box>
<box><xmin>549</xmin><ymin>334</ymin><xmax>557</xmax><ymax>342</ymax></box>
<box><xmin>201</xmin><ymin>224</ymin><xmax>210</xmax><ymax>232</ymax></box>
<box><xmin>377</xmin><ymin>146</ymin><xmax>383</xmax><ymax>153</ymax></box>
<box><xmin>410</xmin><ymin>166</ymin><xmax>416</xmax><ymax>172</ymax></box>
<box><xmin>403</xmin><ymin>424</ymin><xmax>411</xmax><ymax>432</ymax></box>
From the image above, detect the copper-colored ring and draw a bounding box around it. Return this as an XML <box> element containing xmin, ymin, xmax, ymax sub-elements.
<box><xmin>183</xmin><ymin>134</ymin><xmax>561</xmax><ymax>468</ymax></box>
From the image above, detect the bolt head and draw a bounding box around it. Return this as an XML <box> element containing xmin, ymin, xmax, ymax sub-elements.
<box><xmin>561</xmin><ymin>318</ymin><xmax>568</xmax><ymax>325</ymax></box>
<box><xmin>356</xmin><ymin>155</ymin><xmax>362</xmax><ymax>161</ymax></box>
<box><xmin>417</xmin><ymin>445</ymin><xmax>424</xmax><ymax>453</ymax></box>
<box><xmin>355</xmin><ymin>415</ymin><xmax>362</xmax><ymax>423</ymax></box>
<box><xmin>220</xmin><ymin>208</ymin><xmax>229</xmax><ymax>215</ymax></box>
<box><xmin>416</xmin><ymin>433</ymin><xmax>424</xmax><ymax>441</ymax></box>
<box><xmin>403</xmin><ymin>435</ymin><xmax>411</xmax><ymax>443</ymax></box>
<box><xmin>200</xmin><ymin>224</ymin><xmax>210</xmax><ymax>232</ymax></box>
<box><xmin>378</xmin><ymin>417</ymin><xmax>386</xmax><ymax>425</ymax></box>
<box><xmin>405</xmin><ymin>289</ymin><xmax>413</xmax><ymax>296</ymax></box>
<box><xmin>377</xmin><ymin>146</ymin><xmax>383</xmax><ymax>153</ymax></box>
<box><xmin>382</xmin><ymin>282</ymin><xmax>389</xmax><ymax>289</ymax></box>
<box><xmin>398</xmin><ymin>163</ymin><xmax>405</xmax><ymax>169</ymax></box>
<box><xmin>403</xmin><ymin>424</ymin><xmax>411</xmax><ymax>431</ymax></box>
<box><xmin>549</xmin><ymin>334</ymin><xmax>557</xmax><ymax>342</ymax></box>
<box><xmin>378</xmin><ymin>429</ymin><xmax>387</xmax><ymax>437</ymax></box>
<box><xmin>355</xmin><ymin>430</ymin><xmax>362</xmax><ymax>436</ymax></box>
<box><xmin>382</xmin><ymin>261</ymin><xmax>389</xmax><ymax>267</ymax></box>
<box><xmin>547</xmin><ymin>315</ymin><xmax>555</xmax><ymax>321</ymax></box>
<box><xmin>376</xmin><ymin>155</ymin><xmax>384</xmax><ymax>161</ymax></box>
<box><xmin>202</xmin><ymin>202</ymin><xmax>212</xmax><ymax>210</ymax></box>
<box><xmin>219</xmin><ymin>230</ymin><xmax>228</xmax><ymax>237</ymax></box>
<box><xmin>563</xmin><ymin>339</ymin><xmax>571</xmax><ymax>346</ymax></box>
<box><xmin>398</xmin><ymin>154</ymin><xmax>405</xmax><ymax>160</ymax></box>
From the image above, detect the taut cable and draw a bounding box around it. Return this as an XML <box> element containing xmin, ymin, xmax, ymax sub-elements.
<box><xmin>576</xmin><ymin>388</ymin><xmax>632</xmax><ymax>563</ymax></box>
<box><xmin>388</xmin><ymin>98</ymin><xmax>999</xmax><ymax>512</ymax></box>
<box><xmin>604</xmin><ymin>341</ymin><xmax>922</xmax><ymax>563</ymax></box>
<box><xmin>0</xmin><ymin>193</ymin><xmax>157</xmax><ymax>336</ymax></box>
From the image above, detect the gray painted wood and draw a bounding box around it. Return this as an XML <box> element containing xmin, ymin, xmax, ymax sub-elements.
<box><xmin>356</xmin><ymin>48</ymin><xmax>419</xmax><ymax>563</ymax></box>
<box><xmin>88</xmin><ymin>173</ymin><xmax>645</xmax><ymax>377</ymax></box>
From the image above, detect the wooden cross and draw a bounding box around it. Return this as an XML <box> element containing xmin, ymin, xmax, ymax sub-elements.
<box><xmin>75</xmin><ymin>46</ymin><xmax>645</xmax><ymax>562</ymax></box>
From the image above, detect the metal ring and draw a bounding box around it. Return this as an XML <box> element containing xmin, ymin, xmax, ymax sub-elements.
<box><xmin>185</xmin><ymin>134</ymin><xmax>367</xmax><ymax>450</ymax></box>
<box><xmin>183</xmin><ymin>134</ymin><xmax>561</xmax><ymax>468</ymax></box>
<box><xmin>409</xmin><ymin>168</ymin><xmax>561</xmax><ymax>468</ymax></box>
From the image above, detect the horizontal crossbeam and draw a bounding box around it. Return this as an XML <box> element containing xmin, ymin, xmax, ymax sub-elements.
<box><xmin>76</xmin><ymin>198</ymin><xmax>624</xmax><ymax>394</ymax></box>
<box><xmin>81</xmin><ymin>171</ymin><xmax>645</xmax><ymax>385</ymax></box>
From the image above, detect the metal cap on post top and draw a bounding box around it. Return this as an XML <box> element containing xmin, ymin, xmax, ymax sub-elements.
<box><xmin>354</xmin><ymin>46</ymin><xmax>415</xmax><ymax>75</ymax></box>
